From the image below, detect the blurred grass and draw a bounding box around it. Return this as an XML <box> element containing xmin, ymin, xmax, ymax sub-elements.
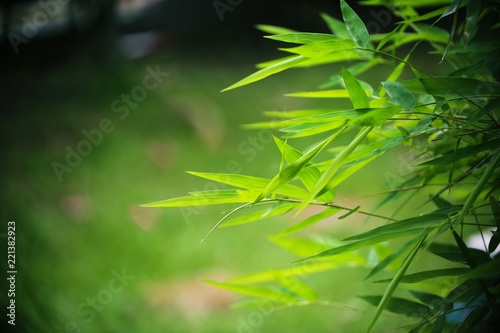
<box><xmin>0</xmin><ymin>49</ymin><xmax>447</xmax><ymax>333</ymax></box>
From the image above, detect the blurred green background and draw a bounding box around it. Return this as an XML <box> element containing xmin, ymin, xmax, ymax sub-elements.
<box><xmin>0</xmin><ymin>1</ymin><xmax>457</xmax><ymax>332</ymax></box>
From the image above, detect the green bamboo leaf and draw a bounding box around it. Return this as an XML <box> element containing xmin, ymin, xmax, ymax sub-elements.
<box><xmin>265</xmin><ymin>33</ymin><xmax>342</xmax><ymax>44</ymax></box>
<box><xmin>257</xmin><ymin>50</ymin><xmax>363</xmax><ymax>68</ymax></box>
<box><xmin>365</xmin><ymin>237</ymin><xmax>421</xmax><ymax>280</ymax></box>
<box><xmin>463</xmin><ymin>98</ymin><xmax>500</xmax><ymax>129</ymax></box>
<box><xmin>320</xmin><ymin>12</ymin><xmax>350</xmax><ymax>39</ymax></box>
<box><xmin>255</xmin><ymin>129</ymin><xmax>345</xmax><ymax>203</ymax></box>
<box><xmin>340</xmin><ymin>0</ymin><xmax>370</xmax><ymax>47</ymax></box>
<box><xmin>274</xmin><ymin>274</ymin><xmax>318</xmax><ymax>301</ymax></box>
<box><xmin>382</xmin><ymin>82</ymin><xmax>416</xmax><ymax>111</ymax></box>
<box><xmin>141</xmin><ymin>189</ymin><xmax>257</xmax><ymax>207</ymax></box>
<box><xmin>376</xmin><ymin>26</ymin><xmax>401</xmax><ymax>51</ymax></box>
<box><xmin>367</xmin><ymin>236</ymin><xmax>426</xmax><ymax>333</ymax></box>
<box><xmin>463</xmin><ymin>0</ymin><xmax>480</xmax><ymax>46</ymax></box>
<box><xmin>274</xmin><ymin>138</ymin><xmax>335</xmax><ymax>202</ymax></box>
<box><xmin>279</xmin><ymin>207</ymin><xmax>341</xmax><ymax>236</ymax></box>
<box><xmin>222</xmin><ymin>55</ymin><xmax>306</xmax><ymax>92</ymax></box>
<box><xmin>186</xmin><ymin>172</ymin><xmax>310</xmax><ymax>199</ymax></box>
<box><xmin>229</xmin><ymin>262</ymin><xmax>339</xmax><ymax>284</ymax></box>
<box><xmin>222</xmin><ymin>202</ymin><xmax>297</xmax><ymax>227</ymax></box>
<box><xmin>281</xmin><ymin>121</ymin><xmax>345</xmax><ymax>138</ymax></box>
<box><xmin>428</xmin><ymin>243</ymin><xmax>492</xmax><ymax>265</ymax></box>
<box><xmin>488</xmin><ymin>197</ymin><xmax>500</xmax><ymax>253</ymax></box>
<box><xmin>419</xmin><ymin>138</ymin><xmax>500</xmax><ymax>166</ymax></box>
<box><xmin>400</xmin><ymin>77</ymin><xmax>500</xmax><ymax>99</ymax></box>
<box><xmin>434</xmin><ymin>0</ymin><xmax>462</xmax><ymax>22</ymax></box>
<box><xmin>321</xmin><ymin>59</ymin><xmax>382</xmax><ymax>89</ymax></box>
<box><xmin>255</xmin><ymin>24</ymin><xmax>297</xmax><ymax>35</ymax></box>
<box><xmin>301</xmin><ymin>215</ymin><xmax>443</xmax><ymax>261</ymax></box>
<box><xmin>344</xmin><ymin>214</ymin><xmax>446</xmax><ymax>242</ymax></box>
<box><xmin>360</xmin><ymin>296</ymin><xmax>430</xmax><ymax>318</ymax></box>
<box><xmin>373</xmin><ymin>267</ymin><xmax>470</xmax><ymax>284</ymax></box>
<box><xmin>285</xmin><ymin>89</ymin><xmax>351</xmax><ymax>98</ymax></box>
<box><xmin>205</xmin><ymin>281</ymin><xmax>298</xmax><ymax>303</ymax></box>
<box><xmin>296</xmin><ymin>126</ymin><xmax>373</xmax><ymax>214</ymax></box>
<box><xmin>280</xmin><ymin>39</ymin><xmax>355</xmax><ymax>58</ymax></box>
<box><xmin>464</xmin><ymin>257</ymin><xmax>500</xmax><ymax>279</ymax></box>
<box><xmin>342</xmin><ymin>67</ymin><xmax>370</xmax><ymax>109</ymax></box>
<box><xmin>351</xmin><ymin>105</ymin><xmax>401</xmax><ymax>126</ymax></box>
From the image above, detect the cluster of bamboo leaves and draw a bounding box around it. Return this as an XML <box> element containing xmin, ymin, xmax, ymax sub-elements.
<box><xmin>144</xmin><ymin>0</ymin><xmax>500</xmax><ymax>331</ymax></box>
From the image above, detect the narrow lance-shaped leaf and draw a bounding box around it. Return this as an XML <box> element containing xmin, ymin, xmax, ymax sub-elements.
<box><xmin>367</xmin><ymin>236</ymin><xmax>427</xmax><ymax>333</ymax></box>
<box><xmin>300</xmin><ymin>214</ymin><xmax>443</xmax><ymax>262</ymax></box>
<box><xmin>488</xmin><ymin>197</ymin><xmax>500</xmax><ymax>254</ymax></box>
<box><xmin>255</xmin><ymin>128</ymin><xmax>345</xmax><ymax>203</ymax></box>
<box><xmin>382</xmin><ymin>81</ymin><xmax>416</xmax><ymax>111</ymax></box>
<box><xmin>141</xmin><ymin>189</ymin><xmax>258</xmax><ymax>207</ymax></box>
<box><xmin>279</xmin><ymin>207</ymin><xmax>341</xmax><ymax>236</ymax></box>
<box><xmin>373</xmin><ymin>267</ymin><xmax>470</xmax><ymax>284</ymax></box>
<box><xmin>186</xmin><ymin>171</ymin><xmax>310</xmax><ymax>199</ymax></box>
<box><xmin>360</xmin><ymin>296</ymin><xmax>430</xmax><ymax>318</ymax></box>
<box><xmin>255</xmin><ymin>24</ymin><xmax>297</xmax><ymax>35</ymax></box>
<box><xmin>342</xmin><ymin>67</ymin><xmax>370</xmax><ymax>109</ymax></box>
<box><xmin>205</xmin><ymin>281</ymin><xmax>298</xmax><ymax>303</ymax></box>
<box><xmin>222</xmin><ymin>55</ymin><xmax>306</xmax><ymax>92</ymax></box>
<box><xmin>321</xmin><ymin>12</ymin><xmax>350</xmax><ymax>39</ymax></box>
<box><xmin>340</xmin><ymin>0</ymin><xmax>370</xmax><ymax>47</ymax></box>
<box><xmin>274</xmin><ymin>137</ymin><xmax>335</xmax><ymax>201</ymax></box>
<box><xmin>280</xmin><ymin>39</ymin><xmax>355</xmax><ymax>58</ymax></box>
<box><xmin>296</xmin><ymin>126</ymin><xmax>373</xmax><ymax>214</ymax></box>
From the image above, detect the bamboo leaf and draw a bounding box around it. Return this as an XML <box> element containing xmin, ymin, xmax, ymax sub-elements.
<box><xmin>419</xmin><ymin>138</ymin><xmax>500</xmax><ymax>166</ymax></box>
<box><xmin>365</xmin><ymin>237</ymin><xmax>421</xmax><ymax>280</ymax></box>
<box><xmin>373</xmin><ymin>267</ymin><xmax>470</xmax><ymax>284</ymax></box>
<box><xmin>265</xmin><ymin>33</ymin><xmax>342</xmax><ymax>44</ymax></box>
<box><xmin>382</xmin><ymin>81</ymin><xmax>417</xmax><ymax>111</ymax></box>
<box><xmin>205</xmin><ymin>281</ymin><xmax>298</xmax><ymax>303</ymax></box>
<box><xmin>280</xmin><ymin>39</ymin><xmax>355</xmax><ymax>58</ymax></box>
<box><xmin>186</xmin><ymin>172</ymin><xmax>310</xmax><ymax>199</ymax></box>
<box><xmin>340</xmin><ymin>0</ymin><xmax>370</xmax><ymax>47</ymax></box>
<box><xmin>285</xmin><ymin>89</ymin><xmax>351</xmax><ymax>98</ymax></box>
<box><xmin>428</xmin><ymin>243</ymin><xmax>492</xmax><ymax>265</ymax></box>
<box><xmin>222</xmin><ymin>202</ymin><xmax>297</xmax><ymax>227</ymax></box>
<box><xmin>296</xmin><ymin>126</ymin><xmax>373</xmax><ymax>214</ymax></box>
<box><xmin>255</xmin><ymin>129</ymin><xmax>344</xmax><ymax>203</ymax></box>
<box><xmin>464</xmin><ymin>257</ymin><xmax>500</xmax><ymax>279</ymax></box>
<box><xmin>279</xmin><ymin>207</ymin><xmax>341</xmax><ymax>236</ymax></box>
<box><xmin>222</xmin><ymin>56</ymin><xmax>306</xmax><ymax>92</ymax></box>
<box><xmin>342</xmin><ymin>67</ymin><xmax>370</xmax><ymax>109</ymax></box>
<box><xmin>274</xmin><ymin>138</ymin><xmax>335</xmax><ymax>201</ymax></box>
<box><xmin>141</xmin><ymin>189</ymin><xmax>257</xmax><ymax>207</ymax></box>
<box><xmin>360</xmin><ymin>295</ymin><xmax>430</xmax><ymax>318</ymax></box>
<box><xmin>255</xmin><ymin>24</ymin><xmax>297</xmax><ymax>35</ymax></box>
<box><xmin>321</xmin><ymin>12</ymin><xmax>350</xmax><ymax>39</ymax></box>
<box><xmin>367</xmin><ymin>236</ymin><xmax>426</xmax><ymax>333</ymax></box>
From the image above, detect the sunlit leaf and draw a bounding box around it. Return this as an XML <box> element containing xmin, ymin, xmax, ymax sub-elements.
<box><xmin>256</xmin><ymin>24</ymin><xmax>297</xmax><ymax>35</ymax></box>
<box><xmin>222</xmin><ymin>56</ymin><xmax>306</xmax><ymax>92</ymax></box>
<box><xmin>141</xmin><ymin>189</ymin><xmax>257</xmax><ymax>207</ymax></box>
<box><xmin>321</xmin><ymin>12</ymin><xmax>350</xmax><ymax>39</ymax></box>
<box><xmin>279</xmin><ymin>207</ymin><xmax>341</xmax><ymax>236</ymax></box>
<box><xmin>342</xmin><ymin>67</ymin><xmax>370</xmax><ymax>109</ymax></box>
<box><xmin>205</xmin><ymin>281</ymin><xmax>298</xmax><ymax>303</ymax></box>
<box><xmin>280</xmin><ymin>39</ymin><xmax>355</xmax><ymax>58</ymax></box>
